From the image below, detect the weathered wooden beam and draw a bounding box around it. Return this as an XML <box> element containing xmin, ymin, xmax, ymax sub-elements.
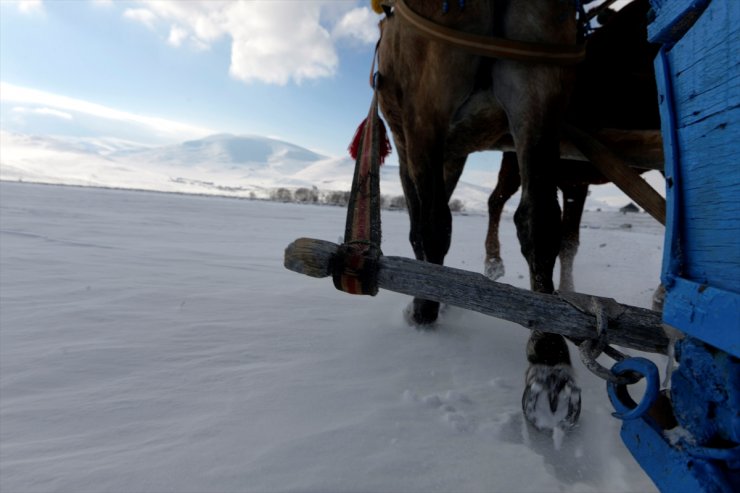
<box><xmin>490</xmin><ymin>129</ymin><xmax>665</xmax><ymax>171</ymax></box>
<box><xmin>585</xmin><ymin>0</ymin><xmax>620</xmax><ymax>23</ymax></box>
<box><xmin>285</xmin><ymin>237</ymin><xmax>669</xmax><ymax>355</ymax></box>
<box><xmin>564</xmin><ymin>124</ymin><xmax>667</xmax><ymax>225</ymax></box>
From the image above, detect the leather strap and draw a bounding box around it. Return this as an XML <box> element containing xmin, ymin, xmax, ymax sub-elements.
<box><xmin>395</xmin><ymin>0</ymin><xmax>586</xmax><ymax>65</ymax></box>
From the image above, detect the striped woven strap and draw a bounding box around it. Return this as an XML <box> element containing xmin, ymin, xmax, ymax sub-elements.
<box><xmin>332</xmin><ymin>92</ymin><xmax>384</xmax><ymax>295</ymax></box>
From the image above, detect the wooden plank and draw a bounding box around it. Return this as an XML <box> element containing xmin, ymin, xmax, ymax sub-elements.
<box><xmin>490</xmin><ymin>129</ymin><xmax>665</xmax><ymax>171</ymax></box>
<box><xmin>654</xmin><ymin>48</ymin><xmax>682</xmax><ymax>287</ymax></box>
<box><xmin>667</xmin><ymin>1</ymin><xmax>740</xmax><ymax>129</ymax></box>
<box><xmin>663</xmin><ymin>278</ymin><xmax>740</xmax><ymax>358</ymax></box>
<box><xmin>563</xmin><ymin>125</ymin><xmax>667</xmax><ymax>224</ymax></box>
<box><xmin>284</xmin><ymin>237</ymin><xmax>669</xmax><ymax>355</ymax></box>
<box><xmin>679</xmin><ymin>111</ymin><xmax>740</xmax><ymax>292</ymax></box>
<box><xmin>660</xmin><ymin>0</ymin><xmax>740</xmax><ymax>294</ymax></box>
<box><xmin>648</xmin><ymin>0</ymin><xmax>711</xmax><ymax>45</ymax></box>
<box><xmin>653</xmin><ymin>0</ymin><xmax>740</xmax><ymax>351</ymax></box>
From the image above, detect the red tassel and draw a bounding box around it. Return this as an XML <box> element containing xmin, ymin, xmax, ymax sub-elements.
<box><xmin>348</xmin><ymin>118</ymin><xmax>367</xmax><ymax>160</ymax></box>
<box><xmin>348</xmin><ymin>117</ymin><xmax>392</xmax><ymax>165</ymax></box>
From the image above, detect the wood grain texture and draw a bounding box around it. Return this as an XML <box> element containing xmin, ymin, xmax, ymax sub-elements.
<box><xmin>564</xmin><ymin>124</ymin><xmax>667</xmax><ymax>224</ymax></box>
<box><xmin>648</xmin><ymin>0</ymin><xmax>711</xmax><ymax>45</ymax></box>
<box><xmin>490</xmin><ymin>129</ymin><xmax>665</xmax><ymax>170</ymax></box>
<box><xmin>661</xmin><ymin>0</ymin><xmax>740</xmax><ymax>294</ymax></box>
<box><xmin>652</xmin><ymin>0</ymin><xmax>740</xmax><ymax>349</ymax></box>
<box><xmin>284</xmin><ymin>238</ymin><xmax>669</xmax><ymax>354</ymax></box>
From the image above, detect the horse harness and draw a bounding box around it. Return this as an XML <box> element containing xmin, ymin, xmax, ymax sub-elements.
<box><xmin>381</xmin><ymin>0</ymin><xmax>587</xmax><ymax>66</ymax></box>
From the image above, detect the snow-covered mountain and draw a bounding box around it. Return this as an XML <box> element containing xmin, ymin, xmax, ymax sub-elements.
<box><xmin>0</xmin><ymin>131</ymin><xmax>493</xmax><ymax>210</ymax></box>
<box><xmin>0</xmin><ymin>130</ymin><xmax>657</xmax><ymax>212</ymax></box>
<box><xmin>111</xmin><ymin>133</ymin><xmax>325</xmax><ymax>169</ymax></box>
<box><xmin>0</xmin><ymin>131</ymin><xmax>328</xmax><ymax>195</ymax></box>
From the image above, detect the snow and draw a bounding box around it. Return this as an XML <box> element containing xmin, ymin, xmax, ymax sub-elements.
<box><xmin>1</xmin><ymin>181</ymin><xmax>666</xmax><ymax>492</ymax></box>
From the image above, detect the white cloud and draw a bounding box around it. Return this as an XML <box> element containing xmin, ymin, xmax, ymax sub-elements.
<box><xmin>12</xmin><ymin>106</ymin><xmax>74</xmax><ymax>120</ymax></box>
<box><xmin>123</xmin><ymin>1</ymin><xmax>379</xmax><ymax>86</ymax></box>
<box><xmin>16</xmin><ymin>0</ymin><xmax>44</xmax><ymax>14</ymax></box>
<box><xmin>167</xmin><ymin>25</ymin><xmax>188</xmax><ymax>47</ymax></box>
<box><xmin>1</xmin><ymin>82</ymin><xmax>213</xmax><ymax>140</ymax></box>
<box><xmin>332</xmin><ymin>7</ymin><xmax>379</xmax><ymax>45</ymax></box>
<box><xmin>123</xmin><ymin>8</ymin><xmax>158</xmax><ymax>30</ymax></box>
<box><xmin>224</xmin><ymin>1</ymin><xmax>337</xmax><ymax>85</ymax></box>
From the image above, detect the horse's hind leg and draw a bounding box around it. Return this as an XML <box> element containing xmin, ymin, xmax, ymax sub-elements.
<box><xmin>485</xmin><ymin>152</ymin><xmax>520</xmax><ymax>280</ymax></box>
<box><xmin>558</xmin><ymin>181</ymin><xmax>588</xmax><ymax>292</ymax></box>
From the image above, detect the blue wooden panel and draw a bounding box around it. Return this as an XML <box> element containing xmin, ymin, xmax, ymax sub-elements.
<box><xmin>678</xmin><ymin>108</ymin><xmax>740</xmax><ymax>292</ymax></box>
<box><xmin>653</xmin><ymin>0</ymin><xmax>740</xmax><ymax>348</ymax></box>
<box><xmin>648</xmin><ymin>0</ymin><xmax>710</xmax><ymax>45</ymax></box>
<box><xmin>666</xmin><ymin>10</ymin><xmax>740</xmax><ymax>129</ymax></box>
<box><xmin>664</xmin><ymin>278</ymin><xmax>740</xmax><ymax>358</ymax></box>
<box><xmin>656</xmin><ymin>0</ymin><xmax>740</xmax><ymax>293</ymax></box>
<box><xmin>656</xmin><ymin>49</ymin><xmax>683</xmax><ymax>284</ymax></box>
<box><xmin>618</xmin><ymin>416</ymin><xmax>731</xmax><ymax>492</ymax></box>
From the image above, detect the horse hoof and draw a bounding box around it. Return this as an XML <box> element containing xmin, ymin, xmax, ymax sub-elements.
<box><xmin>484</xmin><ymin>258</ymin><xmax>505</xmax><ymax>280</ymax></box>
<box><xmin>404</xmin><ymin>301</ymin><xmax>438</xmax><ymax>328</ymax></box>
<box><xmin>522</xmin><ymin>364</ymin><xmax>581</xmax><ymax>431</ymax></box>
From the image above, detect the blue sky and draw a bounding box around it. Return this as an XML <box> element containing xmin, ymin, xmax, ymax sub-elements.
<box><xmin>0</xmin><ymin>0</ymin><xmax>658</xmax><ymax>206</ymax></box>
<box><xmin>0</xmin><ymin>0</ymin><xmax>501</xmax><ymax>180</ymax></box>
<box><xmin>0</xmin><ymin>1</ymin><xmax>388</xmax><ymax>155</ymax></box>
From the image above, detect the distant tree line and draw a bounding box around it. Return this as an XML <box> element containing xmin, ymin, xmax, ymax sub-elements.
<box><xmin>267</xmin><ymin>186</ymin><xmax>465</xmax><ymax>212</ymax></box>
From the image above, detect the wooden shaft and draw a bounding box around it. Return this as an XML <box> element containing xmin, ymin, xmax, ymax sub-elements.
<box><xmin>585</xmin><ymin>0</ymin><xmax>620</xmax><ymax>22</ymax></box>
<box><xmin>490</xmin><ymin>129</ymin><xmax>665</xmax><ymax>171</ymax></box>
<box><xmin>285</xmin><ymin>238</ymin><xmax>669</xmax><ymax>355</ymax></box>
<box><xmin>564</xmin><ymin>124</ymin><xmax>667</xmax><ymax>224</ymax></box>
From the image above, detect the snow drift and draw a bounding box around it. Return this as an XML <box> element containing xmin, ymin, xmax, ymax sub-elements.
<box><xmin>0</xmin><ymin>181</ymin><xmax>666</xmax><ymax>492</ymax></box>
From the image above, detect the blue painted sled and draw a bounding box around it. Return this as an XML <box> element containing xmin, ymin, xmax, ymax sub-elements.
<box><xmin>608</xmin><ymin>1</ymin><xmax>740</xmax><ymax>491</ymax></box>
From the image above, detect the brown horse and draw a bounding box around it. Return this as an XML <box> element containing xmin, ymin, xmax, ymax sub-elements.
<box><xmin>485</xmin><ymin>155</ymin><xmax>658</xmax><ymax>293</ymax></box>
<box><xmin>377</xmin><ymin>0</ymin><xmax>583</xmax><ymax>432</ymax></box>
<box><xmin>484</xmin><ymin>153</ymin><xmax>602</xmax><ymax>293</ymax></box>
<box><xmin>376</xmin><ymin>0</ymin><xmax>658</xmax><ymax>432</ymax></box>
<box><xmin>485</xmin><ymin>0</ymin><xmax>660</xmax><ymax>294</ymax></box>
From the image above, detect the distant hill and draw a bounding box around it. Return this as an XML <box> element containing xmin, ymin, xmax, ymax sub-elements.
<box><xmin>0</xmin><ymin>130</ymin><xmax>504</xmax><ymax>212</ymax></box>
<box><xmin>0</xmin><ymin>131</ymin><xmax>397</xmax><ymax>202</ymax></box>
<box><xmin>111</xmin><ymin>133</ymin><xmax>326</xmax><ymax>171</ymax></box>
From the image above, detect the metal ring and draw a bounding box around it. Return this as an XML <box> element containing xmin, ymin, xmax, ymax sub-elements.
<box><xmin>607</xmin><ymin>357</ymin><xmax>661</xmax><ymax>420</ymax></box>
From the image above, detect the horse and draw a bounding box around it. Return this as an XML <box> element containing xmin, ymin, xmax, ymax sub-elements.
<box><xmin>376</xmin><ymin>0</ymin><xmax>584</xmax><ymax>432</ymax></box>
<box><xmin>484</xmin><ymin>153</ymin><xmax>601</xmax><ymax>292</ymax></box>
<box><xmin>375</xmin><ymin>0</ymin><xmax>658</xmax><ymax>432</ymax></box>
<box><xmin>485</xmin><ymin>155</ymin><xmax>657</xmax><ymax>292</ymax></box>
<box><xmin>485</xmin><ymin>0</ymin><xmax>660</xmax><ymax>294</ymax></box>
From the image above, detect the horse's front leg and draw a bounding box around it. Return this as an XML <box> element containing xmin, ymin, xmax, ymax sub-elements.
<box><xmin>397</xmin><ymin>139</ymin><xmax>427</xmax><ymax>263</ymax></box>
<box><xmin>403</xmin><ymin>129</ymin><xmax>451</xmax><ymax>326</ymax></box>
<box><xmin>507</xmin><ymin>109</ymin><xmax>582</xmax><ymax>432</ymax></box>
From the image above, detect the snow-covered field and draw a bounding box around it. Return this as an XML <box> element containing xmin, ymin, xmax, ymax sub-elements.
<box><xmin>0</xmin><ymin>181</ymin><xmax>666</xmax><ymax>492</ymax></box>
